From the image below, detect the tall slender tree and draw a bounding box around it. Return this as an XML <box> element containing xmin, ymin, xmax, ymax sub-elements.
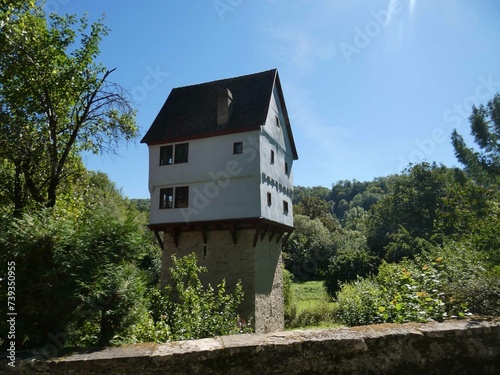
<box><xmin>0</xmin><ymin>1</ymin><xmax>137</xmax><ymax>212</ymax></box>
<box><xmin>451</xmin><ymin>93</ymin><xmax>500</xmax><ymax>188</ymax></box>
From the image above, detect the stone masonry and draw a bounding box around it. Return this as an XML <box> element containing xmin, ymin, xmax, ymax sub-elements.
<box><xmin>8</xmin><ymin>319</ymin><xmax>500</xmax><ymax>374</ymax></box>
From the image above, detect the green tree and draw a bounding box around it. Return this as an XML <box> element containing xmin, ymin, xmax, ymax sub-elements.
<box><xmin>293</xmin><ymin>186</ymin><xmax>331</xmax><ymax>205</ymax></box>
<box><xmin>0</xmin><ymin>172</ymin><xmax>156</xmax><ymax>350</ymax></box>
<box><xmin>366</xmin><ymin>163</ymin><xmax>459</xmax><ymax>259</ymax></box>
<box><xmin>324</xmin><ymin>230</ymin><xmax>377</xmax><ymax>296</ymax></box>
<box><xmin>452</xmin><ymin>93</ymin><xmax>500</xmax><ymax>188</ymax></box>
<box><xmin>283</xmin><ymin>214</ymin><xmax>334</xmax><ymax>280</ymax></box>
<box><xmin>0</xmin><ymin>2</ymin><xmax>137</xmax><ymax>212</ymax></box>
<box><xmin>294</xmin><ymin>195</ymin><xmax>340</xmax><ymax>232</ymax></box>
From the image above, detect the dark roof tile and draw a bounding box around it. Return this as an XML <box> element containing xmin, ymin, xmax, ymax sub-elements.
<box><xmin>141</xmin><ymin>69</ymin><xmax>277</xmax><ymax>145</ymax></box>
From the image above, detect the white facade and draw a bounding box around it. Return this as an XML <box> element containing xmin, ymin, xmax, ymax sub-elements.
<box><xmin>148</xmin><ymin>89</ymin><xmax>294</xmax><ymax>227</ymax></box>
<box><xmin>259</xmin><ymin>84</ymin><xmax>294</xmax><ymax>226</ymax></box>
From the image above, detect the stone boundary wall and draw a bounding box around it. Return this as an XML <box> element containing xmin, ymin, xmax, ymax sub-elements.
<box><xmin>5</xmin><ymin>319</ymin><xmax>500</xmax><ymax>374</ymax></box>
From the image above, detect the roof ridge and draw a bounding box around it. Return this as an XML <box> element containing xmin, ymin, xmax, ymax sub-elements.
<box><xmin>172</xmin><ymin>68</ymin><xmax>277</xmax><ymax>91</ymax></box>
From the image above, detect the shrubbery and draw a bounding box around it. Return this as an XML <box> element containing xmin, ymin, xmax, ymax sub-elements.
<box><xmin>130</xmin><ymin>253</ymin><xmax>252</xmax><ymax>343</ymax></box>
<box><xmin>332</xmin><ymin>245</ymin><xmax>498</xmax><ymax>326</ymax></box>
<box><xmin>0</xmin><ymin>172</ymin><xmax>249</xmax><ymax>351</ymax></box>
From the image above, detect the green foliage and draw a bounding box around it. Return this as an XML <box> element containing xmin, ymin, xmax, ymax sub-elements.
<box><xmin>452</xmin><ymin>93</ymin><xmax>500</xmax><ymax>188</ymax></box>
<box><xmin>324</xmin><ymin>230</ymin><xmax>377</xmax><ymax>296</ymax></box>
<box><xmin>366</xmin><ymin>163</ymin><xmax>469</xmax><ymax>258</ymax></box>
<box><xmin>283</xmin><ymin>214</ymin><xmax>334</xmax><ymax>280</ymax></box>
<box><xmin>0</xmin><ymin>2</ymin><xmax>137</xmax><ymax>210</ymax></box>
<box><xmin>285</xmin><ymin>281</ymin><xmax>337</xmax><ymax>329</ymax></box>
<box><xmin>375</xmin><ymin>259</ymin><xmax>452</xmax><ymax>324</ymax></box>
<box><xmin>294</xmin><ymin>195</ymin><xmax>339</xmax><ymax>232</ymax></box>
<box><xmin>0</xmin><ymin>206</ymin><xmax>79</xmax><ymax>348</ymax></box>
<box><xmin>330</xmin><ymin>178</ymin><xmax>389</xmax><ymax>221</ymax></box>
<box><xmin>332</xmin><ymin>245</ymin><xmax>498</xmax><ymax>327</ymax></box>
<box><xmin>0</xmin><ymin>171</ymin><xmax>157</xmax><ymax>350</ymax></box>
<box><xmin>332</xmin><ymin>278</ymin><xmax>382</xmax><ymax>326</ymax></box>
<box><xmin>293</xmin><ymin>185</ymin><xmax>331</xmax><ymax>205</ymax></box>
<box><xmin>384</xmin><ymin>226</ymin><xmax>437</xmax><ymax>263</ymax></box>
<box><xmin>130</xmin><ymin>253</ymin><xmax>251</xmax><ymax>342</ymax></box>
<box><xmin>283</xmin><ymin>267</ymin><xmax>293</xmax><ymax>313</ymax></box>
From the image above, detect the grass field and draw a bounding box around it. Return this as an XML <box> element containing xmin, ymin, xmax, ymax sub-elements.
<box><xmin>291</xmin><ymin>281</ymin><xmax>334</xmax><ymax>312</ymax></box>
<box><xmin>286</xmin><ymin>280</ymin><xmax>340</xmax><ymax>329</ymax></box>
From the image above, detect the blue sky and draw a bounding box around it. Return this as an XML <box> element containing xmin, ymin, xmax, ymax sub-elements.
<box><xmin>50</xmin><ymin>0</ymin><xmax>500</xmax><ymax>198</ymax></box>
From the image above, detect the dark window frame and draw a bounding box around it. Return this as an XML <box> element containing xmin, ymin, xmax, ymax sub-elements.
<box><xmin>283</xmin><ymin>200</ymin><xmax>289</xmax><ymax>214</ymax></box>
<box><xmin>159</xmin><ymin>143</ymin><xmax>189</xmax><ymax>165</ymax></box>
<box><xmin>174</xmin><ymin>143</ymin><xmax>189</xmax><ymax>164</ymax></box>
<box><xmin>174</xmin><ymin>186</ymin><xmax>189</xmax><ymax>208</ymax></box>
<box><xmin>159</xmin><ymin>187</ymin><xmax>174</xmax><ymax>209</ymax></box>
<box><xmin>159</xmin><ymin>145</ymin><xmax>173</xmax><ymax>165</ymax></box>
<box><xmin>233</xmin><ymin>142</ymin><xmax>243</xmax><ymax>154</ymax></box>
<box><xmin>159</xmin><ymin>186</ymin><xmax>189</xmax><ymax>209</ymax></box>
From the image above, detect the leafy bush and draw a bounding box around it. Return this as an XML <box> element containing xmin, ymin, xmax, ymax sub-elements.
<box><xmin>428</xmin><ymin>243</ymin><xmax>500</xmax><ymax>316</ymax></box>
<box><xmin>332</xmin><ymin>278</ymin><xmax>382</xmax><ymax>326</ymax></box>
<box><xmin>0</xmin><ymin>173</ymin><xmax>158</xmax><ymax>350</ymax></box>
<box><xmin>324</xmin><ymin>231</ymin><xmax>377</xmax><ymax>297</ymax></box>
<box><xmin>130</xmin><ymin>253</ymin><xmax>252</xmax><ymax>343</ymax></box>
<box><xmin>287</xmin><ymin>303</ymin><xmax>336</xmax><ymax>328</ymax></box>
<box><xmin>375</xmin><ymin>260</ymin><xmax>452</xmax><ymax>323</ymax></box>
<box><xmin>332</xmin><ymin>247</ymin><xmax>485</xmax><ymax>326</ymax></box>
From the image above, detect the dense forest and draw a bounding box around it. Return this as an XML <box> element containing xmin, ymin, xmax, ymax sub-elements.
<box><xmin>285</xmin><ymin>159</ymin><xmax>500</xmax><ymax>326</ymax></box>
<box><xmin>1</xmin><ymin>0</ymin><xmax>499</xmax><ymax>356</ymax></box>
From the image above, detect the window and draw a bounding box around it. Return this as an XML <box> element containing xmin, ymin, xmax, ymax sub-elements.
<box><xmin>174</xmin><ymin>143</ymin><xmax>189</xmax><ymax>163</ymax></box>
<box><xmin>283</xmin><ymin>200</ymin><xmax>289</xmax><ymax>214</ymax></box>
<box><xmin>159</xmin><ymin>187</ymin><xmax>173</xmax><ymax>209</ymax></box>
<box><xmin>159</xmin><ymin>145</ymin><xmax>173</xmax><ymax>165</ymax></box>
<box><xmin>160</xmin><ymin>143</ymin><xmax>189</xmax><ymax>165</ymax></box>
<box><xmin>267</xmin><ymin>192</ymin><xmax>272</xmax><ymax>206</ymax></box>
<box><xmin>275</xmin><ymin>115</ymin><xmax>280</xmax><ymax>127</ymax></box>
<box><xmin>270</xmin><ymin>150</ymin><xmax>275</xmax><ymax>164</ymax></box>
<box><xmin>159</xmin><ymin>186</ymin><xmax>189</xmax><ymax>209</ymax></box>
<box><xmin>233</xmin><ymin>142</ymin><xmax>243</xmax><ymax>154</ymax></box>
<box><xmin>174</xmin><ymin>186</ymin><xmax>189</xmax><ymax>208</ymax></box>
<box><xmin>285</xmin><ymin>162</ymin><xmax>289</xmax><ymax>175</ymax></box>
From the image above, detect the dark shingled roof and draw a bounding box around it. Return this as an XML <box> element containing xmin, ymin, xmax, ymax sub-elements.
<box><xmin>140</xmin><ymin>69</ymin><xmax>298</xmax><ymax>160</ymax></box>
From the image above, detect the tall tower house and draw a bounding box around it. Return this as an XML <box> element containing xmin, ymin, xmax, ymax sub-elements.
<box><xmin>141</xmin><ymin>69</ymin><xmax>298</xmax><ymax>333</ymax></box>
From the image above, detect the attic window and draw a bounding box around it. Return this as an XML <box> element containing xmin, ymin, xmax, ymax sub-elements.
<box><xmin>233</xmin><ymin>142</ymin><xmax>243</xmax><ymax>154</ymax></box>
<box><xmin>275</xmin><ymin>115</ymin><xmax>280</xmax><ymax>127</ymax></box>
